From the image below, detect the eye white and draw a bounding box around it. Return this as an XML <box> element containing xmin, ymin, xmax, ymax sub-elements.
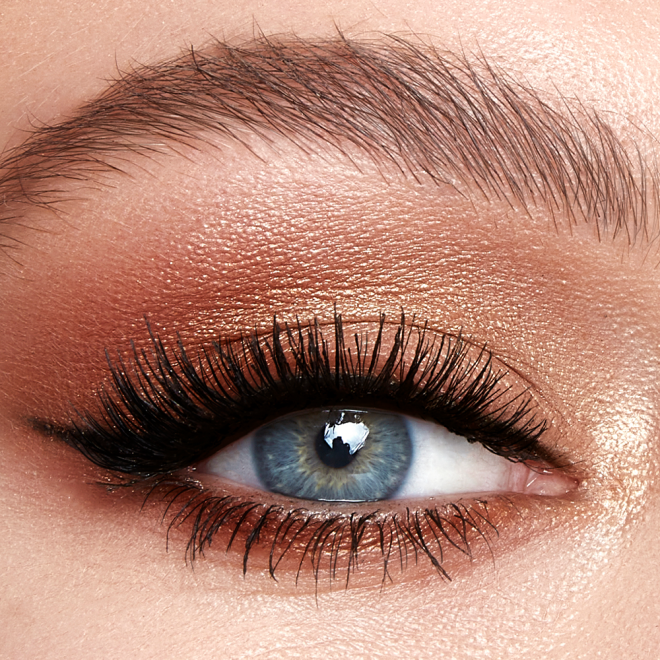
<box><xmin>393</xmin><ymin>417</ymin><xmax>513</xmax><ymax>497</ymax></box>
<box><xmin>200</xmin><ymin>412</ymin><xmax>518</xmax><ymax>498</ymax></box>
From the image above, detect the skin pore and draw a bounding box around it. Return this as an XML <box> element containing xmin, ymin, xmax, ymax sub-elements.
<box><xmin>2</xmin><ymin>1</ymin><xmax>660</xmax><ymax>659</ymax></box>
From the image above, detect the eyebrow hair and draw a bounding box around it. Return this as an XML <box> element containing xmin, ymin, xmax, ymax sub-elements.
<box><xmin>0</xmin><ymin>35</ymin><xmax>657</xmax><ymax>257</ymax></box>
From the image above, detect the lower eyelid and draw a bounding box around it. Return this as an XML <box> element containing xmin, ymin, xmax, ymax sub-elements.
<box><xmin>127</xmin><ymin>473</ymin><xmax>580</xmax><ymax>590</ymax></box>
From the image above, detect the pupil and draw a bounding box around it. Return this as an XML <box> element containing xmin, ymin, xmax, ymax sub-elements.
<box><xmin>315</xmin><ymin>414</ymin><xmax>369</xmax><ymax>469</ymax></box>
<box><xmin>315</xmin><ymin>431</ymin><xmax>356</xmax><ymax>468</ymax></box>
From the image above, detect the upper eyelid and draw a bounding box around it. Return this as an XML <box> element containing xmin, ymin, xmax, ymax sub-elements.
<box><xmin>0</xmin><ymin>35</ymin><xmax>655</xmax><ymax>263</ymax></box>
<box><xmin>34</xmin><ymin>312</ymin><xmax>562</xmax><ymax>477</ymax></box>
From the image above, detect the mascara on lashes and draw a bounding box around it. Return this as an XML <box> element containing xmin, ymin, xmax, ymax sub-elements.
<box><xmin>32</xmin><ymin>312</ymin><xmax>568</xmax><ymax>582</ymax></box>
<box><xmin>39</xmin><ymin>311</ymin><xmax>551</xmax><ymax>478</ymax></box>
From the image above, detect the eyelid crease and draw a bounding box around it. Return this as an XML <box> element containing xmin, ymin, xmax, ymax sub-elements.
<box><xmin>0</xmin><ymin>34</ymin><xmax>657</xmax><ymax>261</ymax></box>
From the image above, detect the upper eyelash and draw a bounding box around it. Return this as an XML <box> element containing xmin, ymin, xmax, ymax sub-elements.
<box><xmin>40</xmin><ymin>310</ymin><xmax>549</xmax><ymax>478</ymax></box>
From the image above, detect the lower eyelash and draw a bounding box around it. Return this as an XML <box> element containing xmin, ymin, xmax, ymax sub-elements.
<box><xmin>134</xmin><ymin>474</ymin><xmax>507</xmax><ymax>587</ymax></box>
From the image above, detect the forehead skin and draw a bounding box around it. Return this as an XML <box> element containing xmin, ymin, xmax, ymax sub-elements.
<box><xmin>1</xmin><ymin>2</ymin><xmax>660</xmax><ymax>660</ymax></box>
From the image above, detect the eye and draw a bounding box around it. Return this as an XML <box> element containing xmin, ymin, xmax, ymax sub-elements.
<box><xmin>39</xmin><ymin>312</ymin><xmax>577</xmax><ymax>582</ymax></box>
<box><xmin>200</xmin><ymin>407</ymin><xmax>539</xmax><ymax>501</ymax></box>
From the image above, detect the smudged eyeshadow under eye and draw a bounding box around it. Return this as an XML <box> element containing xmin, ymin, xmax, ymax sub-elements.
<box><xmin>34</xmin><ymin>310</ymin><xmax>577</xmax><ymax>584</ymax></box>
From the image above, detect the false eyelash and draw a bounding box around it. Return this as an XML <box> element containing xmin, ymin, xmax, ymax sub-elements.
<box><xmin>44</xmin><ymin>310</ymin><xmax>548</xmax><ymax>479</ymax></box>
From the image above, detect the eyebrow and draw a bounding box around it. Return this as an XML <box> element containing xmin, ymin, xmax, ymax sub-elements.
<box><xmin>0</xmin><ymin>35</ymin><xmax>657</xmax><ymax>256</ymax></box>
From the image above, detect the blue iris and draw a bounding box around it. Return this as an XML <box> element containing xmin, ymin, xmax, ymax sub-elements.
<box><xmin>253</xmin><ymin>409</ymin><xmax>413</xmax><ymax>501</ymax></box>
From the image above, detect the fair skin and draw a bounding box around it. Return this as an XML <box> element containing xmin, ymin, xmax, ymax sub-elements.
<box><xmin>2</xmin><ymin>1</ymin><xmax>660</xmax><ymax>658</ymax></box>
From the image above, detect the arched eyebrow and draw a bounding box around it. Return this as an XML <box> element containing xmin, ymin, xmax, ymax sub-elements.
<box><xmin>0</xmin><ymin>35</ymin><xmax>657</xmax><ymax>256</ymax></box>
